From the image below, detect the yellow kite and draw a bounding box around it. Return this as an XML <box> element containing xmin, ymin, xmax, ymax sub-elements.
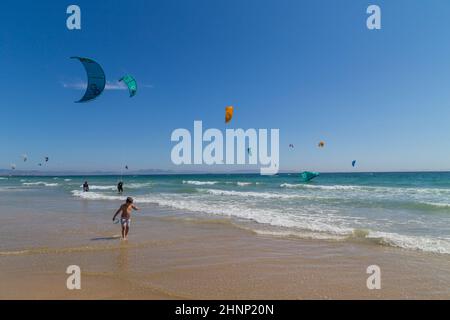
<box><xmin>225</xmin><ymin>106</ymin><xmax>234</xmax><ymax>123</ymax></box>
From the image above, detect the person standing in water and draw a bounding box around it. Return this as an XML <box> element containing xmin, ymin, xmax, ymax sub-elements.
<box><xmin>83</xmin><ymin>181</ymin><xmax>89</xmax><ymax>192</ymax></box>
<box><xmin>112</xmin><ymin>197</ymin><xmax>140</xmax><ymax>240</ymax></box>
<box><xmin>117</xmin><ymin>181</ymin><xmax>124</xmax><ymax>194</ymax></box>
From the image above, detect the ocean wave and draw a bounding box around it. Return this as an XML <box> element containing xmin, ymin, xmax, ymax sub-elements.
<box><xmin>280</xmin><ymin>183</ymin><xmax>358</xmax><ymax>190</ymax></box>
<box><xmin>365</xmin><ymin>231</ymin><xmax>450</xmax><ymax>254</ymax></box>
<box><xmin>280</xmin><ymin>182</ymin><xmax>450</xmax><ymax>195</ymax></box>
<box><xmin>0</xmin><ymin>177</ymin><xmax>8</xmax><ymax>180</ymax></box>
<box><xmin>70</xmin><ymin>190</ymin><xmax>348</xmax><ymax>233</ymax></box>
<box><xmin>64</xmin><ymin>179</ymin><xmax>72</xmax><ymax>181</ymax></box>
<box><xmin>225</xmin><ymin>181</ymin><xmax>254</xmax><ymax>186</ymax></box>
<box><xmin>72</xmin><ymin>190</ymin><xmax>125</xmax><ymax>200</ymax></box>
<box><xmin>81</xmin><ymin>182</ymin><xmax>152</xmax><ymax>190</ymax></box>
<box><xmin>201</xmin><ymin>188</ymin><xmax>312</xmax><ymax>199</ymax></box>
<box><xmin>254</xmin><ymin>227</ymin><xmax>450</xmax><ymax>254</ymax></box>
<box><xmin>251</xmin><ymin>228</ymin><xmax>346</xmax><ymax>240</ymax></box>
<box><xmin>419</xmin><ymin>202</ymin><xmax>450</xmax><ymax>209</ymax></box>
<box><xmin>23</xmin><ymin>182</ymin><xmax>59</xmax><ymax>187</ymax></box>
<box><xmin>127</xmin><ymin>182</ymin><xmax>153</xmax><ymax>189</ymax></box>
<box><xmin>146</xmin><ymin>197</ymin><xmax>354</xmax><ymax>236</ymax></box>
<box><xmin>80</xmin><ymin>185</ymin><xmax>116</xmax><ymax>190</ymax></box>
<box><xmin>70</xmin><ymin>189</ymin><xmax>450</xmax><ymax>255</ymax></box>
<box><xmin>182</xmin><ymin>180</ymin><xmax>218</xmax><ymax>185</ymax></box>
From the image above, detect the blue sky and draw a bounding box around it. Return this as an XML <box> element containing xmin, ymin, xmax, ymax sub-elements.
<box><xmin>1</xmin><ymin>0</ymin><xmax>450</xmax><ymax>172</ymax></box>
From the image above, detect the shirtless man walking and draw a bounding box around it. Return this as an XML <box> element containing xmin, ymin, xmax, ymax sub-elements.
<box><xmin>112</xmin><ymin>197</ymin><xmax>140</xmax><ymax>240</ymax></box>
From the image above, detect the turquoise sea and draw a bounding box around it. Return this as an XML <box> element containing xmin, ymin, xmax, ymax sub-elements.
<box><xmin>1</xmin><ymin>172</ymin><xmax>450</xmax><ymax>254</ymax></box>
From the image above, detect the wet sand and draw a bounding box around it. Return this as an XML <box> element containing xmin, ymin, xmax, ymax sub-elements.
<box><xmin>1</xmin><ymin>200</ymin><xmax>449</xmax><ymax>299</ymax></box>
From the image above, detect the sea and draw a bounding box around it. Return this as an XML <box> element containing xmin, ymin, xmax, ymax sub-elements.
<box><xmin>1</xmin><ymin>172</ymin><xmax>450</xmax><ymax>255</ymax></box>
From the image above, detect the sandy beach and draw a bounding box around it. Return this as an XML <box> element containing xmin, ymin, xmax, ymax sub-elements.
<box><xmin>4</xmin><ymin>0</ymin><xmax>450</xmax><ymax>303</ymax></box>
<box><xmin>1</xmin><ymin>192</ymin><xmax>449</xmax><ymax>300</ymax></box>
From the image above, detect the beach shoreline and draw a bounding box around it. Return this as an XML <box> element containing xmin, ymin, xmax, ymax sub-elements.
<box><xmin>1</xmin><ymin>173</ymin><xmax>450</xmax><ymax>299</ymax></box>
<box><xmin>1</xmin><ymin>203</ymin><xmax>450</xmax><ymax>299</ymax></box>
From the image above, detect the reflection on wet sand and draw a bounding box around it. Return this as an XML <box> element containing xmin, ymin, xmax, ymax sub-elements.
<box><xmin>117</xmin><ymin>244</ymin><xmax>129</xmax><ymax>275</ymax></box>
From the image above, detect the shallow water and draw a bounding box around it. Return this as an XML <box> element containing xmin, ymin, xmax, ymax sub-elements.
<box><xmin>2</xmin><ymin>172</ymin><xmax>450</xmax><ymax>254</ymax></box>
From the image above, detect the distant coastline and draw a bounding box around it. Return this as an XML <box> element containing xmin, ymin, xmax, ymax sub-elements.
<box><xmin>2</xmin><ymin>169</ymin><xmax>450</xmax><ymax>177</ymax></box>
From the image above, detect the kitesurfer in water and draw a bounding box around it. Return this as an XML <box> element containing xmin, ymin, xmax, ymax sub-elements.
<box><xmin>112</xmin><ymin>197</ymin><xmax>140</xmax><ymax>240</ymax></box>
<box><xmin>117</xmin><ymin>181</ymin><xmax>124</xmax><ymax>194</ymax></box>
<box><xmin>83</xmin><ymin>181</ymin><xmax>89</xmax><ymax>192</ymax></box>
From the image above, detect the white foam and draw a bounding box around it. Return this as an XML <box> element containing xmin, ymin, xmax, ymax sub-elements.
<box><xmin>69</xmin><ymin>186</ymin><xmax>450</xmax><ymax>255</ymax></box>
<box><xmin>80</xmin><ymin>185</ymin><xmax>116</xmax><ymax>190</ymax></box>
<box><xmin>280</xmin><ymin>183</ymin><xmax>357</xmax><ymax>190</ymax></box>
<box><xmin>421</xmin><ymin>202</ymin><xmax>450</xmax><ymax>208</ymax></box>
<box><xmin>367</xmin><ymin>231</ymin><xmax>450</xmax><ymax>254</ymax></box>
<box><xmin>150</xmin><ymin>195</ymin><xmax>351</xmax><ymax>235</ymax></box>
<box><xmin>201</xmin><ymin>188</ymin><xmax>311</xmax><ymax>199</ymax></box>
<box><xmin>280</xmin><ymin>183</ymin><xmax>450</xmax><ymax>195</ymax></box>
<box><xmin>252</xmin><ymin>227</ymin><xmax>450</xmax><ymax>254</ymax></box>
<box><xmin>71</xmin><ymin>190</ymin><xmax>124</xmax><ymax>201</ymax></box>
<box><xmin>149</xmin><ymin>195</ymin><xmax>450</xmax><ymax>254</ymax></box>
<box><xmin>23</xmin><ymin>182</ymin><xmax>59</xmax><ymax>187</ymax></box>
<box><xmin>79</xmin><ymin>182</ymin><xmax>152</xmax><ymax>190</ymax></box>
<box><xmin>182</xmin><ymin>180</ymin><xmax>218</xmax><ymax>185</ymax></box>
<box><xmin>237</xmin><ymin>182</ymin><xmax>252</xmax><ymax>186</ymax></box>
<box><xmin>70</xmin><ymin>189</ymin><xmax>346</xmax><ymax>233</ymax></box>
<box><xmin>252</xmin><ymin>229</ymin><xmax>346</xmax><ymax>241</ymax></box>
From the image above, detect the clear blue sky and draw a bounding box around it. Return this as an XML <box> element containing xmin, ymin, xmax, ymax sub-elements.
<box><xmin>1</xmin><ymin>0</ymin><xmax>450</xmax><ymax>172</ymax></box>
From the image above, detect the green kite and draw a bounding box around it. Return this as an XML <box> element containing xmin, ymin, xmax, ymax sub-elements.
<box><xmin>119</xmin><ymin>75</ymin><xmax>137</xmax><ymax>97</ymax></box>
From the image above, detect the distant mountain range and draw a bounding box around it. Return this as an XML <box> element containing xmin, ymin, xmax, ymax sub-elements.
<box><xmin>0</xmin><ymin>168</ymin><xmax>262</xmax><ymax>176</ymax></box>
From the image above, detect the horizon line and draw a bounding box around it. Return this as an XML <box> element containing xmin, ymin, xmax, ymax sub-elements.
<box><xmin>2</xmin><ymin>169</ymin><xmax>450</xmax><ymax>177</ymax></box>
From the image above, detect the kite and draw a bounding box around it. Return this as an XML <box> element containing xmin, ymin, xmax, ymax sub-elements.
<box><xmin>22</xmin><ymin>154</ymin><xmax>28</xmax><ymax>162</ymax></box>
<box><xmin>300</xmin><ymin>171</ymin><xmax>319</xmax><ymax>182</ymax></box>
<box><xmin>71</xmin><ymin>57</ymin><xmax>106</xmax><ymax>103</ymax></box>
<box><xmin>352</xmin><ymin>160</ymin><xmax>356</xmax><ymax>167</ymax></box>
<box><xmin>11</xmin><ymin>164</ymin><xmax>16</xmax><ymax>170</ymax></box>
<box><xmin>38</xmin><ymin>163</ymin><xmax>42</xmax><ymax>166</ymax></box>
<box><xmin>125</xmin><ymin>165</ymin><xmax>129</xmax><ymax>170</ymax></box>
<box><xmin>318</xmin><ymin>141</ymin><xmax>325</xmax><ymax>148</ymax></box>
<box><xmin>289</xmin><ymin>144</ymin><xmax>294</xmax><ymax>148</ymax></box>
<box><xmin>45</xmin><ymin>157</ymin><xmax>49</xmax><ymax>162</ymax></box>
<box><xmin>225</xmin><ymin>106</ymin><xmax>234</xmax><ymax>123</ymax></box>
<box><xmin>119</xmin><ymin>75</ymin><xmax>137</xmax><ymax>97</ymax></box>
